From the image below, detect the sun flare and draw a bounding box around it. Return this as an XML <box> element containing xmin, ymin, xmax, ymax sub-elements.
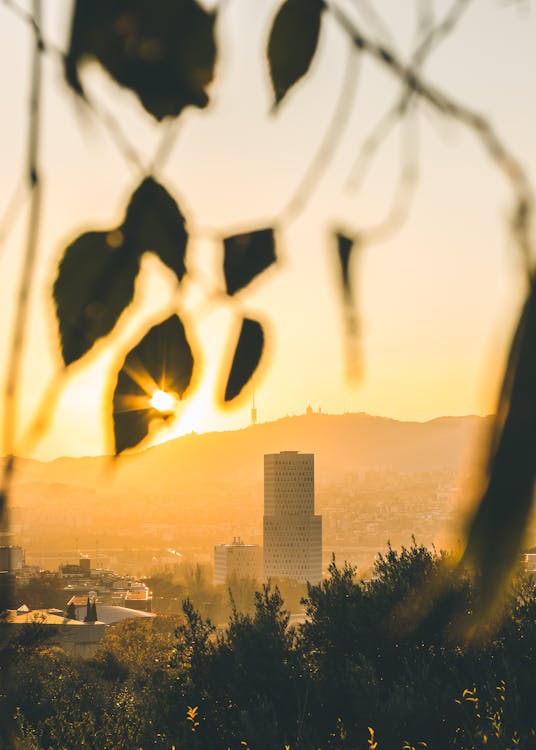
<box><xmin>150</xmin><ymin>389</ymin><xmax>176</xmax><ymax>413</ymax></box>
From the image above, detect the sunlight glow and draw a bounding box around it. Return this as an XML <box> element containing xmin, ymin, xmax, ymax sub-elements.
<box><xmin>150</xmin><ymin>389</ymin><xmax>176</xmax><ymax>413</ymax></box>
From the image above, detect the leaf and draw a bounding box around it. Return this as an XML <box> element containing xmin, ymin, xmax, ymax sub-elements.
<box><xmin>224</xmin><ymin>319</ymin><xmax>264</xmax><ymax>402</ymax></box>
<box><xmin>125</xmin><ymin>178</ymin><xmax>187</xmax><ymax>282</ymax></box>
<box><xmin>461</xmin><ymin>281</ymin><xmax>536</xmax><ymax>615</ymax></box>
<box><xmin>112</xmin><ymin>315</ymin><xmax>194</xmax><ymax>454</ymax></box>
<box><xmin>334</xmin><ymin>232</ymin><xmax>362</xmax><ymax>381</ymax></box>
<box><xmin>54</xmin><ymin>178</ymin><xmax>188</xmax><ymax>366</ymax></box>
<box><xmin>223</xmin><ymin>229</ymin><xmax>276</xmax><ymax>295</ymax></box>
<box><xmin>65</xmin><ymin>0</ymin><xmax>217</xmax><ymax>121</ymax></box>
<box><xmin>54</xmin><ymin>231</ymin><xmax>140</xmax><ymax>365</ymax></box>
<box><xmin>336</xmin><ymin>232</ymin><xmax>354</xmax><ymax>304</ymax></box>
<box><xmin>267</xmin><ymin>0</ymin><xmax>325</xmax><ymax>107</ymax></box>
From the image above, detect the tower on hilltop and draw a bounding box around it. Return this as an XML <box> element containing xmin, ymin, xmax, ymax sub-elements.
<box><xmin>263</xmin><ymin>451</ymin><xmax>322</xmax><ymax>584</ymax></box>
<box><xmin>251</xmin><ymin>393</ymin><xmax>257</xmax><ymax>425</ymax></box>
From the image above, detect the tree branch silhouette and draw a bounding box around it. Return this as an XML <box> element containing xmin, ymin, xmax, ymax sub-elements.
<box><xmin>0</xmin><ymin>0</ymin><xmax>44</xmax><ymax>558</ymax></box>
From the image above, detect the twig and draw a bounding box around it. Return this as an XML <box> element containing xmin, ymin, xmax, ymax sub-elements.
<box><xmin>345</xmin><ymin>102</ymin><xmax>400</xmax><ymax>193</ymax></box>
<box><xmin>0</xmin><ymin>0</ymin><xmax>43</xmax><ymax>588</ymax></box>
<box><xmin>0</xmin><ymin>178</ymin><xmax>28</xmax><ymax>258</ymax></box>
<box><xmin>84</xmin><ymin>92</ymin><xmax>147</xmax><ymax>176</ymax></box>
<box><xmin>329</xmin><ymin>0</ymin><xmax>534</xmax><ymax>276</ymax></box>
<box><xmin>346</xmin><ymin>0</ymin><xmax>472</xmax><ymax>192</ymax></box>
<box><xmin>353</xmin><ymin>0</ymin><xmax>398</xmax><ymax>51</ymax></box>
<box><xmin>281</xmin><ymin>40</ymin><xmax>361</xmax><ymax>224</ymax></box>
<box><xmin>16</xmin><ymin>367</ymin><xmax>68</xmax><ymax>459</ymax></box>
<box><xmin>361</xmin><ymin>107</ymin><xmax>420</xmax><ymax>246</ymax></box>
<box><xmin>414</xmin><ymin>0</ymin><xmax>436</xmax><ymax>43</ymax></box>
<box><xmin>150</xmin><ymin>118</ymin><xmax>183</xmax><ymax>175</ymax></box>
<box><xmin>413</xmin><ymin>0</ymin><xmax>471</xmax><ymax>68</ymax></box>
<box><xmin>0</xmin><ymin>0</ymin><xmax>63</xmax><ymax>57</ymax></box>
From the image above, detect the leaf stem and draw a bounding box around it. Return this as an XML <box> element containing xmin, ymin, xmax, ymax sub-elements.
<box><xmin>281</xmin><ymin>39</ymin><xmax>361</xmax><ymax>224</ymax></box>
<box><xmin>0</xmin><ymin>0</ymin><xmax>44</xmax><ymax>551</ymax></box>
<box><xmin>328</xmin><ymin>0</ymin><xmax>535</xmax><ymax>277</ymax></box>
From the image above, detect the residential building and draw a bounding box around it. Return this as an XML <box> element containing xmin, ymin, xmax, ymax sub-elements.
<box><xmin>2</xmin><ymin>605</ymin><xmax>105</xmax><ymax>657</ymax></box>
<box><xmin>213</xmin><ymin>537</ymin><xmax>263</xmax><ymax>585</ymax></box>
<box><xmin>0</xmin><ymin>545</ymin><xmax>24</xmax><ymax>573</ymax></box>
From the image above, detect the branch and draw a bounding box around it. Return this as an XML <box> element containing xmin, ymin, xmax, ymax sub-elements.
<box><xmin>0</xmin><ymin>0</ymin><xmax>44</xmax><ymax>546</ymax></box>
<box><xmin>281</xmin><ymin>40</ymin><xmax>361</xmax><ymax>224</ymax></box>
<box><xmin>346</xmin><ymin>0</ymin><xmax>472</xmax><ymax>192</ymax></box>
<box><xmin>329</xmin><ymin>0</ymin><xmax>534</xmax><ymax>275</ymax></box>
<box><xmin>0</xmin><ymin>178</ymin><xmax>28</xmax><ymax>258</ymax></box>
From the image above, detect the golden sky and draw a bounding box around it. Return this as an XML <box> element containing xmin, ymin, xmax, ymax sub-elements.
<box><xmin>0</xmin><ymin>0</ymin><xmax>534</xmax><ymax>459</ymax></box>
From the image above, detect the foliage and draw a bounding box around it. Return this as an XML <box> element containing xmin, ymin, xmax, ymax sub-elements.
<box><xmin>7</xmin><ymin>544</ymin><xmax>536</xmax><ymax>749</ymax></box>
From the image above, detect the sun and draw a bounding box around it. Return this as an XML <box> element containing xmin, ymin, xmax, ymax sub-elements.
<box><xmin>150</xmin><ymin>389</ymin><xmax>176</xmax><ymax>413</ymax></box>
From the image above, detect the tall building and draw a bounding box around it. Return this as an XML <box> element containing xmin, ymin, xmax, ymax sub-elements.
<box><xmin>213</xmin><ymin>537</ymin><xmax>263</xmax><ymax>585</ymax></box>
<box><xmin>0</xmin><ymin>545</ymin><xmax>24</xmax><ymax>573</ymax></box>
<box><xmin>263</xmin><ymin>451</ymin><xmax>322</xmax><ymax>584</ymax></box>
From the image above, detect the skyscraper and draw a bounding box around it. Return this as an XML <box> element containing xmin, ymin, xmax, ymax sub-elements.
<box><xmin>263</xmin><ymin>451</ymin><xmax>322</xmax><ymax>584</ymax></box>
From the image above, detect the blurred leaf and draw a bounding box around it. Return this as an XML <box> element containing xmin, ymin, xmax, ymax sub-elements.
<box><xmin>65</xmin><ymin>0</ymin><xmax>217</xmax><ymax>121</ymax></box>
<box><xmin>54</xmin><ymin>178</ymin><xmax>187</xmax><ymax>365</ymax></box>
<box><xmin>268</xmin><ymin>0</ymin><xmax>325</xmax><ymax>107</ymax></box>
<box><xmin>461</xmin><ymin>281</ymin><xmax>536</xmax><ymax>614</ymax></box>
<box><xmin>126</xmin><ymin>178</ymin><xmax>187</xmax><ymax>282</ymax></box>
<box><xmin>112</xmin><ymin>315</ymin><xmax>194</xmax><ymax>454</ymax></box>
<box><xmin>223</xmin><ymin>229</ymin><xmax>276</xmax><ymax>295</ymax></box>
<box><xmin>224</xmin><ymin>318</ymin><xmax>264</xmax><ymax>401</ymax></box>
<box><xmin>54</xmin><ymin>231</ymin><xmax>140</xmax><ymax>365</ymax></box>
<box><xmin>335</xmin><ymin>232</ymin><xmax>362</xmax><ymax>381</ymax></box>
<box><xmin>336</xmin><ymin>232</ymin><xmax>354</xmax><ymax>304</ymax></box>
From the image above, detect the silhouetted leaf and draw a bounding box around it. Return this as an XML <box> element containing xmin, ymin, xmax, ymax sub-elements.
<box><xmin>54</xmin><ymin>231</ymin><xmax>140</xmax><ymax>365</ymax></box>
<box><xmin>336</xmin><ymin>232</ymin><xmax>354</xmax><ymax>304</ymax></box>
<box><xmin>224</xmin><ymin>319</ymin><xmax>264</xmax><ymax>401</ymax></box>
<box><xmin>126</xmin><ymin>178</ymin><xmax>187</xmax><ymax>282</ymax></box>
<box><xmin>461</xmin><ymin>281</ymin><xmax>536</xmax><ymax>615</ymax></box>
<box><xmin>334</xmin><ymin>232</ymin><xmax>362</xmax><ymax>381</ymax></box>
<box><xmin>112</xmin><ymin>315</ymin><xmax>194</xmax><ymax>454</ymax></box>
<box><xmin>268</xmin><ymin>0</ymin><xmax>325</xmax><ymax>107</ymax></box>
<box><xmin>54</xmin><ymin>178</ymin><xmax>188</xmax><ymax>366</ymax></box>
<box><xmin>223</xmin><ymin>229</ymin><xmax>276</xmax><ymax>295</ymax></box>
<box><xmin>65</xmin><ymin>0</ymin><xmax>217</xmax><ymax>121</ymax></box>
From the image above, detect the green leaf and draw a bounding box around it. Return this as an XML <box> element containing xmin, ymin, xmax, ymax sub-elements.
<box><xmin>112</xmin><ymin>315</ymin><xmax>194</xmax><ymax>454</ymax></box>
<box><xmin>126</xmin><ymin>178</ymin><xmax>187</xmax><ymax>282</ymax></box>
<box><xmin>65</xmin><ymin>0</ymin><xmax>217</xmax><ymax>121</ymax></box>
<box><xmin>224</xmin><ymin>318</ymin><xmax>264</xmax><ymax>402</ymax></box>
<box><xmin>267</xmin><ymin>0</ymin><xmax>325</xmax><ymax>108</ymax></box>
<box><xmin>223</xmin><ymin>229</ymin><xmax>276</xmax><ymax>295</ymax></box>
<box><xmin>54</xmin><ymin>231</ymin><xmax>140</xmax><ymax>365</ymax></box>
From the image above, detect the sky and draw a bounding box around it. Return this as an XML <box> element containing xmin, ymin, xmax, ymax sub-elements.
<box><xmin>0</xmin><ymin>0</ymin><xmax>535</xmax><ymax>459</ymax></box>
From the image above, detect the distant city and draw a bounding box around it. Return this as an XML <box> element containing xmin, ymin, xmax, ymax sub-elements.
<box><xmin>2</xmin><ymin>421</ymin><xmax>536</xmax><ymax>657</ymax></box>
<box><xmin>6</xmin><ymin>411</ymin><xmax>498</xmax><ymax>578</ymax></box>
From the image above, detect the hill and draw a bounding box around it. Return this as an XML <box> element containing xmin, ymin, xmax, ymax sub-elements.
<box><xmin>8</xmin><ymin>412</ymin><xmax>491</xmax><ymax>569</ymax></box>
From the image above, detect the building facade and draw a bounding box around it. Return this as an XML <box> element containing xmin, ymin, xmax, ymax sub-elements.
<box><xmin>213</xmin><ymin>538</ymin><xmax>263</xmax><ymax>585</ymax></box>
<box><xmin>263</xmin><ymin>451</ymin><xmax>322</xmax><ymax>584</ymax></box>
<box><xmin>0</xmin><ymin>546</ymin><xmax>24</xmax><ymax>573</ymax></box>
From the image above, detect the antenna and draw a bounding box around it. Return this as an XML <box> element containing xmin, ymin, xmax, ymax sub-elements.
<box><xmin>251</xmin><ymin>391</ymin><xmax>257</xmax><ymax>425</ymax></box>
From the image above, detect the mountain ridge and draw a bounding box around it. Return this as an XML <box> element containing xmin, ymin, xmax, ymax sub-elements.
<box><xmin>12</xmin><ymin>412</ymin><xmax>491</xmax><ymax>494</ymax></box>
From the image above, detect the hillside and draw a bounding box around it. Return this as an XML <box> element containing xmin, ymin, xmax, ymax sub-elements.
<box><xmin>31</xmin><ymin>412</ymin><xmax>490</xmax><ymax>490</ymax></box>
<box><xmin>6</xmin><ymin>412</ymin><xmax>492</xmax><ymax>570</ymax></box>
